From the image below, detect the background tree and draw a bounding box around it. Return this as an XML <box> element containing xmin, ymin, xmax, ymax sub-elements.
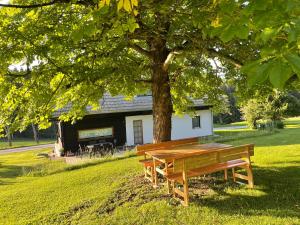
<box><xmin>241</xmin><ymin>90</ymin><xmax>288</xmax><ymax>129</ymax></box>
<box><xmin>214</xmin><ymin>85</ymin><xmax>242</xmax><ymax>124</ymax></box>
<box><xmin>284</xmin><ymin>91</ymin><xmax>300</xmax><ymax>117</ymax></box>
<box><xmin>0</xmin><ymin>0</ymin><xmax>299</xmax><ymax>143</ymax></box>
<box><xmin>241</xmin><ymin>99</ymin><xmax>264</xmax><ymax>129</ymax></box>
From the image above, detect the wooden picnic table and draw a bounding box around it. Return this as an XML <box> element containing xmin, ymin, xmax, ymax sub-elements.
<box><xmin>145</xmin><ymin>142</ymin><xmax>233</xmax><ymax>187</ymax></box>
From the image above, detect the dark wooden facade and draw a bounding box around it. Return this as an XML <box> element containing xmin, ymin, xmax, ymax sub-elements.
<box><xmin>58</xmin><ymin>111</ymin><xmax>152</xmax><ymax>153</ymax></box>
<box><xmin>56</xmin><ymin>105</ymin><xmax>212</xmax><ymax>153</ymax></box>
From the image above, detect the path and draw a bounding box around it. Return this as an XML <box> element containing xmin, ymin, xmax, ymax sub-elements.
<box><xmin>214</xmin><ymin>125</ymin><xmax>247</xmax><ymax>131</ymax></box>
<box><xmin>0</xmin><ymin>144</ymin><xmax>54</xmax><ymax>155</ymax></box>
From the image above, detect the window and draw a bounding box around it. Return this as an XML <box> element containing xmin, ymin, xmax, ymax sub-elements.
<box><xmin>133</xmin><ymin>120</ymin><xmax>143</xmax><ymax>145</ymax></box>
<box><xmin>78</xmin><ymin>127</ymin><xmax>113</xmax><ymax>140</ymax></box>
<box><xmin>192</xmin><ymin>116</ymin><xmax>201</xmax><ymax>129</ymax></box>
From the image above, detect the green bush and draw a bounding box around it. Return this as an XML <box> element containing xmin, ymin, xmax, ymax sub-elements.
<box><xmin>274</xmin><ymin>120</ymin><xmax>285</xmax><ymax>129</ymax></box>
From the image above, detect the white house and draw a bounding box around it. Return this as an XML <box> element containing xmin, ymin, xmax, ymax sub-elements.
<box><xmin>54</xmin><ymin>94</ymin><xmax>214</xmax><ymax>153</ymax></box>
<box><xmin>125</xmin><ymin>110</ymin><xmax>213</xmax><ymax>146</ymax></box>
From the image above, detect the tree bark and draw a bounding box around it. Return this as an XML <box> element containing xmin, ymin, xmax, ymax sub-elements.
<box><xmin>31</xmin><ymin>123</ymin><xmax>39</xmax><ymax>144</ymax></box>
<box><xmin>5</xmin><ymin>126</ymin><xmax>12</xmax><ymax>147</ymax></box>
<box><xmin>150</xmin><ymin>38</ymin><xmax>173</xmax><ymax>143</ymax></box>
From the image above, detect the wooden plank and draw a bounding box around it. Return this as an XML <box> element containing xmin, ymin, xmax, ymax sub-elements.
<box><xmin>174</xmin><ymin>187</ymin><xmax>185</xmax><ymax>197</ymax></box>
<box><xmin>166</xmin><ymin>144</ymin><xmax>255</xmax><ymax>206</ymax></box>
<box><xmin>136</xmin><ymin>137</ymin><xmax>199</xmax><ymax>155</ymax></box>
<box><xmin>233</xmin><ymin>173</ymin><xmax>249</xmax><ymax>180</ymax></box>
<box><xmin>155</xmin><ymin>167</ymin><xmax>166</xmax><ymax>176</ymax></box>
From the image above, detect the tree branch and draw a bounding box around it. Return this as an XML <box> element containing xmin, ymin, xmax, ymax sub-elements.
<box><xmin>206</xmin><ymin>48</ymin><xmax>243</xmax><ymax>69</ymax></box>
<box><xmin>134</xmin><ymin>79</ymin><xmax>153</xmax><ymax>83</ymax></box>
<box><xmin>0</xmin><ymin>0</ymin><xmax>95</xmax><ymax>8</ymax></box>
<box><xmin>129</xmin><ymin>43</ymin><xmax>153</xmax><ymax>59</ymax></box>
<box><xmin>5</xmin><ymin>70</ymin><xmax>31</xmax><ymax>78</ymax></box>
<box><xmin>163</xmin><ymin>51</ymin><xmax>180</xmax><ymax>71</ymax></box>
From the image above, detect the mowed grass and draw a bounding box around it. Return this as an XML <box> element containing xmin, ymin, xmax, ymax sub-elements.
<box><xmin>0</xmin><ymin>138</ymin><xmax>54</xmax><ymax>150</ymax></box>
<box><xmin>214</xmin><ymin>121</ymin><xmax>247</xmax><ymax>128</ymax></box>
<box><xmin>0</xmin><ymin>118</ymin><xmax>300</xmax><ymax>224</ymax></box>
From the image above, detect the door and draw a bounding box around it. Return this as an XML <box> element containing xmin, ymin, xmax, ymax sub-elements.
<box><xmin>133</xmin><ymin>120</ymin><xmax>143</xmax><ymax>145</ymax></box>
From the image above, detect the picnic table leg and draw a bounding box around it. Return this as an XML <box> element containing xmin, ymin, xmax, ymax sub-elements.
<box><xmin>246</xmin><ymin>165</ymin><xmax>254</xmax><ymax>188</ymax></box>
<box><xmin>224</xmin><ymin>169</ymin><xmax>228</xmax><ymax>181</ymax></box>
<box><xmin>153</xmin><ymin>159</ymin><xmax>158</xmax><ymax>188</ymax></box>
<box><xmin>165</xmin><ymin>162</ymin><xmax>171</xmax><ymax>194</ymax></box>
<box><xmin>232</xmin><ymin>168</ymin><xmax>236</xmax><ymax>182</ymax></box>
<box><xmin>182</xmin><ymin>170</ymin><xmax>189</xmax><ymax>206</ymax></box>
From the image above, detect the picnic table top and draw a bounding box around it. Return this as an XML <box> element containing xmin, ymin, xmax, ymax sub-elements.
<box><xmin>145</xmin><ymin>143</ymin><xmax>232</xmax><ymax>162</ymax></box>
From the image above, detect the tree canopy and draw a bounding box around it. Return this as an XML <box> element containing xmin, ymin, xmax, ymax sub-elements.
<box><xmin>0</xmin><ymin>0</ymin><xmax>299</xmax><ymax>141</ymax></box>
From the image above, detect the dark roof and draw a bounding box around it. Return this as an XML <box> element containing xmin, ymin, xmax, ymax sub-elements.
<box><xmin>53</xmin><ymin>94</ymin><xmax>211</xmax><ymax>117</ymax></box>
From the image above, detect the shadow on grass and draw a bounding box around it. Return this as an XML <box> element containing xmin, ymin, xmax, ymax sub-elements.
<box><xmin>191</xmin><ymin>165</ymin><xmax>300</xmax><ymax>219</ymax></box>
<box><xmin>0</xmin><ymin>164</ymin><xmax>33</xmax><ymax>179</ymax></box>
<box><xmin>0</xmin><ymin>152</ymin><xmax>138</xmax><ymax>185</ymax></box>
<box><xmin>0</xmin><ymin>163</ymin><xmax>32</xmax><ymax>185</ymax></box>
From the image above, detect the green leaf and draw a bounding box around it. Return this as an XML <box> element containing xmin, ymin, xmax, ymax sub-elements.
<box><xmin>71</xmin><ymin>29</ymin><xmax>83</xmax><ymax>42</ymax></box>
<box><xmin>260</xmin><ymin>47</ymin><xmax>276</xmax><ymax>58</ymax></box>
<box><xmin>220</xmin><ymin>25</ymin><xmax>235</xmax><ymax>42</ymax></box>
<box><xmin>260</xmin><ymin>27</ymin><xmax>276</xmax><ymax>43</ymax></box>
<box><xmin>251</xmin><ymin>1</ymin><xmax>268</xmax><ymax>10</ymax></box>
<box><xmin>288</xmin><ymin>29</ymin><xmax>297</xmax><ymax>43</ymax></box>
<box><xmin>268</xmin><ymin>60</ymin><xmax>293</xmax><ymax>88</ymax></box>
<box><xmin>284</xmin><ymin>53</ymin><xmax>300</xmax><ymax>79</ymax></box>
<box><xmin>236</xmin><ymin>25</ymin><xmax>249</xmax><ymax>39</ymax></box>
<box><xmin>242</xmin><ymin>61</ymin><xmax>271</xmax><ymax>86</ymax></box>
<box><xmin>127</xmin><ymin>17</ymin><xmax>139</xmax><ymax>33</ymax></box>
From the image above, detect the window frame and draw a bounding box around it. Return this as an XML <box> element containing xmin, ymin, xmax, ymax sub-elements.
<box><xmin>133</xmin><ymin>120</ymin><xmax>144</xmax><ymax>145</ymax></box>
<box><xmin>192</xmin><ymin>115</ymin><xmax>201</xmax><ymax>129</ymax></box>
<box><xmin>77</xmin><ymin>127</ymin><xmax>114</xmax><ymax>141</ymax></box>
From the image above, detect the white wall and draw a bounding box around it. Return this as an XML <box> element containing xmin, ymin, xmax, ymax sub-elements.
<box><xmin>125</xmin><ymin>109</ymin><xmax>213</xmax><ymax>146</ymax></box>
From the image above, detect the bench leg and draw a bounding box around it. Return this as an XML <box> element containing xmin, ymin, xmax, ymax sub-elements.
<box><xmin>167</xmin><ymin>179</ymin><xmax>171</xmax><ymax>194</ymax></box>
<box><xmin>151</xmin><ymin>167</ymin><xmax>154</xmax><ymax>183</ymax></box>
<box><xmin>246</xmin><ymin>165</ymin><xmax>254</xmax><ymax>188</ymax></box>
<box><xmin>232</xmin><ymin>168</ymin><xmax>236</xmax><ymax>182</ymax></box>
<box><xmin>182</xmin><ymin>171</ymin><xmax>189</xmax><ymax>206</ymax></box>
<box><xmin>144</xmin><ymin>166</ymin><xmax>155</xmax><ymax>184</ymax></box>
<box><xmin>144</xmin><ymin>166</ymin><xmax>147</xmax><ymax>178</ymax></box>
<box><xmin>153</xmin><ymin>159</ymin><xmax>158</xmax><ymax>188</ymax></box>
<box><xmin>172</xmin><ymin>181</ymin><xmax>175</xmax><ymax>197</ymax></box>
<box><xmin>224</xmin><ymin>169</ymin><xmax>228</xmax><ymax>181</ymax></box>
<box><xmin>183</xmin><ymin>179</ymin><xmax>189</xmax><ymax>206</ymax></box>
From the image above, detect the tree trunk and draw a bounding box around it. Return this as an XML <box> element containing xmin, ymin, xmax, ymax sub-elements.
<box><xmin>5</xmin><ymin>126</ymin><xmax>12</xmax><ymax>147</ymax></box>
<box><xmin>31</xmin><ymin>123</ymin><xmax>39</xmax><ymax>144</ymax></box>
<box><xmin>150</xmin><ymin>39</ymin><xmax>173</xmax><ymax>143</ymax></box>
<box><xmin>219</xmin><ymin>115</ymin><xmax>223</xmax><ymax>124</ymax></box>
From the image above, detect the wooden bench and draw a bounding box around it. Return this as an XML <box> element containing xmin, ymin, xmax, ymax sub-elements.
<box><xmin>166</xmin><ymin>144</ymin><xmax>254</xmax><ymax>206</ymax></box>
<box><xmin>136</xmin><ymin>137</ymin><xmax>200</xmax><ymax>183</ymax></box>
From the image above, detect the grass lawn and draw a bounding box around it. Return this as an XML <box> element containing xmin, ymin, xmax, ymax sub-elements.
<box><xmin>0</xmin><ymin>118</ymin><xmax>300</xmax><ymax>224</ymax></box>
<box><xmin>0</xmin><ymin>138</ymin><xmax>54</xmax><ymax>150</ymax></box>
<box><xmin>214</xmin><ymin>121</ymin><xmax>247</xmax><ymax>128</ymax></box>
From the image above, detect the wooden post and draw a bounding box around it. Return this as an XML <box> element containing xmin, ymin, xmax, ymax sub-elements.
<box><xmin>153</xmin><ymin>159</ymin><xmax>158</xmax><ymax>188</ymax></box>
<box><xmin>232</xmin><ymin>168</ymin><xmax>236</xmax><ymax>182</ymax></box>
<box><xmin>182</xmin><ymin>161</ymin><xmax>189</xmax><ymax>206</ymax></box>
<box><xmin>165</xmin><ymin>162</ymin><xmax>171</xmax><ymax>194</ymax></box>
<box><xmin>224</xmin><ymin>169</ymin><xmax>228</xmax><ymax>181</ymax></box>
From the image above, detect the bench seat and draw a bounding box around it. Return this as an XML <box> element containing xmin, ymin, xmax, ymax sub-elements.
<box><xmin>166</xmin><ymin>159</ymin><xmax>247</xmax><ymax>183</ymax></box>
<box><xmin>166</xmin><ymin>144</ymin><xmax>254</xmax><ymax>206</ymax></box>
<box><xmin>136</xmin><ymin>137</ymin><xmax>200</xmax><ymax>184</ymax></box>
<box><xmin>139</xmin><ymin>159</ymin><xmax>154</xmax><ymax>167</ymax></box>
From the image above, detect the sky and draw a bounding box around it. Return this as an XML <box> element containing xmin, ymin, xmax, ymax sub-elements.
<box><xmin>0</xmin><ymin>0</ymin><xmax>9</xmax><ymax>4</ymax></box>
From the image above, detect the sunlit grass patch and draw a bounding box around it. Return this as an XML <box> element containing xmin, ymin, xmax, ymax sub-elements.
<box><xmin>0</xmin><ymin>118</ymin><xmax>300</xmax><ymax>224</ymax></box>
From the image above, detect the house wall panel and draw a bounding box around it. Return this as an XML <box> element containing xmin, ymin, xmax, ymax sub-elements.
<box><xmin>125</xmin><ymin>109</ymin><xmax>213</xmax><ymax>146</ymax></box>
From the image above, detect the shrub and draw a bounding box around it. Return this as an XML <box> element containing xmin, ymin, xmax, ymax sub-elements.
<box><xmin>274</xmin><ymin>120</ymin><xmax>285</xmax><ymax>129</ymax></box>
